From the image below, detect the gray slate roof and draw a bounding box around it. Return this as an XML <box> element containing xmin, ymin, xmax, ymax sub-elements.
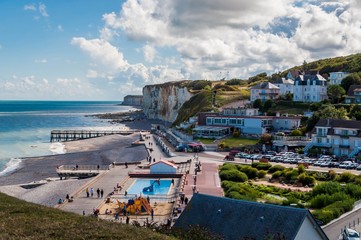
<box><xmin>274</xmin><ymin>77</ymin><xmax>294</xmax><ymax>85</ymax></box>
<box><xmin>347</xmin><ymin>85</ymin><xmax>361</xmax><ymax>97</ymax></box>
<box><xmin>316</xmin><ymin>119</ymin><xmax>361</xmax><ymax>129</ymax></box>
<box><xmin>251</xmin><ymin>82</ymin><xmax>280</xmax><ymax>90</ymax></box>
<box><xmin>294</xmin><ymin>74</ymin><xmax>326</xmax><ymax>86</ymax></box>
<box><xmin>174</xmin><ymin>194</ymin><xmax>328</xmax><ymax>240</ymax></box>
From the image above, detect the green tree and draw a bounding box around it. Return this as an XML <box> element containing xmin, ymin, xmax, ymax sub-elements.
<box><xmin>260</xmin><ymin>133</ymin><xmax>272</xmax><ymax>144</ymax></box>
<box><xmin>341</xmin><ymin>72</ymin><xmax>361</xmax><ymax>92</ymax></box>
<box><xmin>290</xmin><ymin>129</ymin><xmax>303</xmax><ymax>136</ymax></box>
<box><xmin>327</xmin><ymin>85</ymin><xmax>345</xmax><ymax>103</ymax></box>
<box><xmin>253</xmin><ymin>99</ymin><xmax>263</xmax><ymax>109</ymax></box>
<box><xmin>306</xmin><ymin>105</ymin><xmax>349</xmax><ymax>131</ymax></box>
<box><xmin>350</xmin><ymin>105</ymin><xmax>361</xmax><ymax>120</ymax></box>
<box><xmin>263</xmin><ymin>99</ymin><xmax>274</xmax><ymax>111</ymax></box>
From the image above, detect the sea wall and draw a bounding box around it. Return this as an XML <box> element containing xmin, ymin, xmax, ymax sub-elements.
<box><xmin>143</xmin><ymin>81</ymin><xmax>193</xmax><ymax>123</ymax></box>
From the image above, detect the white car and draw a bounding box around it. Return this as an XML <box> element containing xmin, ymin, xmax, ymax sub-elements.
<box><xmin>342</xmin><ymin>228</ymin><xmax>360</xmax><ymax>240</ymax></box>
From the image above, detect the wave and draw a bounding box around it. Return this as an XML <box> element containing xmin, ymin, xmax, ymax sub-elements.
<box><xmin>49</xmin><ymin>142</ymin><xmax>67</xmax><ymax>155</ymax></box>
<box><xmin>0</xmin><ymin>158</ymin><xmax>23</xmax><ymax>176</ymax></box>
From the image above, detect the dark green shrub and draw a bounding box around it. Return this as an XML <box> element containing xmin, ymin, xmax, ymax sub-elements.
<box><xmin>298</xmin><ymin>165</ymin><xmax>305</xmax><ymax>174</ymax></box>
<box><xmin>258</xmin><ymin>170</ymin><xmax>267</xmax><ymax>178</ymax></box>
<box><xmin>344</xmin><ymin>184</ymin><xmax>361</xmax><ymax>199</ymax></box>
<box><xmin>298</xmin><ymin>173</ymin><xmax>316</xmax><ymax>187</ymax></box>
<box><xmin>312</xmin><ymin>209</ymin><xmax>335</xmax><ymax>225</ymax></box>
<box><xmin>272</xmin><ymin>170</ymin><xmax>283</xmax><ymax>179</ymax></box>
<box><xmin>219</xmin><ymin>170</ymin><xmax>248</xmax><ymax>182</ymax></box>
<box><xmin>328</xmin><ymin>170</ymin><xmax>337</xmax><ymax>180</ymax></box>
<box><xmin>237</xmin><ymin>165</ymin><xmax>258</xmax><ymax>179</ymax></box>
<box><xmin>268</xmin><ymin>165</ymin><xmax>285</xmax><ymax>173</ymax></box>
<box><xmin>312</xmin><ymin>182</ymin><xmax>341</xmax><ymax>196</ymax></box>
<box><xmin>338</xmin><ymin>172</ymin><xmax>355</xmax><ymax>183</ymax></box>
<box><xmin>220</xmin><ymin>163</ymin><xmax>237</xmax><ymax>171</ymax></box>
<box><xmin>252</xmin><ymin>162</ymin><xmax>272</xmax><ymax>170</ymax></box>
<box><xmin>285</xmin><ymin>169</ymin><xmax>299</xmax><ymax>181</ymax></box>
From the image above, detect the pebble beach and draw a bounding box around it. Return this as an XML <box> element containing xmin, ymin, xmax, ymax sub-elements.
<box><xmin>0</xmin><ymin>117</ymin><xmax>158</xmax><ymax>207</ymax></box>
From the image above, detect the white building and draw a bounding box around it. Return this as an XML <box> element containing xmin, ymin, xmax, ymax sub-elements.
<box><xmin>222</xmin><ymin>107</ymin><xmax>259</xmax><ymax>116</ymax></box>
<box><xmin>329</xmin><ymin>72</ymin><xmax>349</xmax><ymax>85</ymax></box>
<box><xmin>273</xmin><ymin>78</ymin><xmax>294</xmax><ymax>95</ymax></box>
<box><xmin>305</xmin><ymin>119</ymin><xmax>361</xmax><ymax>157</ymax></box>
<box><xmin>198</xmin><ymin>113</ymin><xmax>301</xmax><ymax>135</ymax></box>
<box><xmin>293</xmin><ymin>74</ymin><xmax>327</xmax><ymax>102</ymax></box>
<box><xmin>250</xmin><ymin>82</ymin><xmax>280</xmax><ymax>102</ymax></box>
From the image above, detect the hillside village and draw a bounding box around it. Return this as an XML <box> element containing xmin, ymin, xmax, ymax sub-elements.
<box><xmin>124</xmin><ymin>53</ymin><xmax>361</xmax><ymax>160</ymax></box>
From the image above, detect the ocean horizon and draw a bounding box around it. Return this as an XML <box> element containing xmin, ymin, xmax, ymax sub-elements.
<box><xmin>0</xmin><ymin>100</ymin><xmax>138</xmax><ymax>176</ymax></box>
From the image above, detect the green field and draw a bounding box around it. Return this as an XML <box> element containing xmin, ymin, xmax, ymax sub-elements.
<box><xmin>222</xmin><ymin>137</ymin><xmax>259</xmax><ymax>148</ymax></box>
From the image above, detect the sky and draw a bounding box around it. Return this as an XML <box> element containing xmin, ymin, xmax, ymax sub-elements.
<box><xmin>0</xmin><ymin>0</ymin><xmax>361</xmax><ymax>100</ymax></box>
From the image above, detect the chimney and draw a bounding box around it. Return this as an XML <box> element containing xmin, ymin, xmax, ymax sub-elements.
<box><xmin>276</xmin><ymin>112</ymin><xmax>280</xmax><ymax>117</ymax></box>
<box><xmin>327</xmin><ymin>119</ymin><xmax>330</xmax><ymax>126</ymax></box>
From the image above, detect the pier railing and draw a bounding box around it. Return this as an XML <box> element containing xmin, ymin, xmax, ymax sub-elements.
<box><xmin>50</xmin><ymin>130</ymin><xmax>139</xmax><ymax>142</ymax></box>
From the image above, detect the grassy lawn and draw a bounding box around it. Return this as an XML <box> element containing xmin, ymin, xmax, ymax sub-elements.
<box><xmin>0</xmin><ymin>192</ymin><xmax>175</xmax><ymax>240</ymax></box>
<box><xmin>196</xmin><ymin>138</ymin><xmax>216</xmax><ymax>144</ymax></box>
<box><xmin>222</xmin><ymin>136</ymin><xmax>259</xmax><ymax>147</ymax></box>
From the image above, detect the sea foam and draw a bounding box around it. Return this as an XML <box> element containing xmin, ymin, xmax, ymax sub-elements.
<box><xmin>0</xmin><ymin>158</ymin><xmax>23</xmax><ymax>176</ymax></box>
<box><xmin>49</xmin><ymin>142</ymin><xmax>66</xmax><ymax>154</ymax></box>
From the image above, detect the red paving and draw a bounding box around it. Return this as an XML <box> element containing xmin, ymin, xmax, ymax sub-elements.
<box><xmin>183</xmin><ymin>162</ymin><xmax>223</xmax><ymax>198</ymax></box>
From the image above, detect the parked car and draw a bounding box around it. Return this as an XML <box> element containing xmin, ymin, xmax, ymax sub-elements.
<box><xmin>342</xmin><ymin>228</ymin><xmax>360</xmax><ymax>240</ymax></box>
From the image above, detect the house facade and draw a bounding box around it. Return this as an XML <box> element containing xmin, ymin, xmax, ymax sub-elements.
<box><xmin>250</xmin><ymin>82</ymin><xmax>280</xmax><ymax>102</ymax></box>
<box><xmin>305</xmin><ymin>119</ymin><xmax>361</xmax><ymax>157</ymax></box>
<box><xmin>222</xmin><ymin>107</ymin><xmax>259</xmax><ymax>116</ymax></box>
<box><xmin>345</xmin><ymin>85</ymin><xmax>361</xmax><ymax>104</ymax></box>
<box><xmin>197</xmin><ymin>112</ymin><xmax>301</xmax><ymax>136</ymax></box>
<box><xmin>274</xmin><ymin>77</ymin><xmax>294</xmax><ymax>95</ymax></box>
<box><xmin>329</xmin><ymin>72</ymin><xmax>349</xmax><ymax>85</ymax></box>
<box><xmin>293</xmin><ymin>74</ymin><xmax>327</xmax><ymax>102</ymax></box>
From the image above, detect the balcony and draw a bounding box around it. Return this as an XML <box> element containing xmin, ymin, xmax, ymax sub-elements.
<box><xmin>313</xmin><ymin>142</ymin><xmax>332</xmax><ymax>148</ymax></box>
<box><xmin>339</xmin><ymin>144</ymin><xmax>350</xmax><ymax>148</ymax></box>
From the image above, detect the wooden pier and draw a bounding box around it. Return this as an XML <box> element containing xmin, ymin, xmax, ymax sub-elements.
<box><xmin>50</xmin><ymin>129</ymin><xmax>139</xmax><ymax>142</ymax></box>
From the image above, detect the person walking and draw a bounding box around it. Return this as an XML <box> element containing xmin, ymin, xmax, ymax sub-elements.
<box><xmin>100</xmin><ymin>189</ymin><xmax>104</xmax><ymax>198</ymax></box>
<box><xmin>96</xmin><ymin>188</ymin><xmax>100</xmax><ymax>198</ymax></box>
<box><xmin>185</xmin><ymin>197</ymin><xmax>189</xmax><ymax>205</ymax></box>
<box><xmin>86</xmin><ymin>187</ymin><xmax>89</xmax><ymax>198</ymax></box>
<box><xmin>151</xmin><ymin>208</ymin><xmax>154</xmax><ymax>221</ymax></box>
<box><xmin>90</xmin><ymin>187</ymin><xmax>94</xmax><ymax>197</ymax></box>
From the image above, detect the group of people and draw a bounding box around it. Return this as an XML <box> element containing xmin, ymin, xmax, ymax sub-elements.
<box><xmin>86</xmin><ymin>187</ymin><xmax>104</xmax><ymax>198</ymax></box>
<box><xmin>180</xmin><ymin>194</ymin><xmax>189</xmax><ymax>205</ymax></box>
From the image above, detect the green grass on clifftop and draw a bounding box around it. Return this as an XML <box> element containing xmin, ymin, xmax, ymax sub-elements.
<box><xmin>0</xmin><ymin>192</ymin><xmax>174</xmax><ymax>240</ymax></box>
<box><xmin>173</xmin><ymin>90</ymin><xmax>213</xmax><ymax>126</ymax></box>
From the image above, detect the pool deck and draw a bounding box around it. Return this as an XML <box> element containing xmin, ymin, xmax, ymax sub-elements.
<box><xmin>56</xmin><ymin>132</ymin><xmax>224</xmax><ymax>225</ymax></box>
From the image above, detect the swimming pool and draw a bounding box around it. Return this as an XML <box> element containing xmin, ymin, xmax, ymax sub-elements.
<box><xmin>127</xmin><ymin>179</ymin><xmax>172</xmax><ymax>195</ymax></box>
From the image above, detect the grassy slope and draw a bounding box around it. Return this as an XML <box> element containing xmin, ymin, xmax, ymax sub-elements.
<box><xmin>0</xmin><ymin>192</ymin><xmax>174</xmax><ymax>240</ymax></box>
<box><xmin>280</xmin><ymin>53</ymin><xmax>361</xmax><ymax>76</ymax></box>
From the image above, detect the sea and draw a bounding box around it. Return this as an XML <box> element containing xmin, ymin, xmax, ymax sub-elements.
<box><xmin>0</xmin><ymin>101</ymin><xmax>138</xmax><ymax>176</ymax></box>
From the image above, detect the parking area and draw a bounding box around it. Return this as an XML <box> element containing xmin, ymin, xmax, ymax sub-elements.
<box><xmin>224</xmin><ymin>151</ymin><xmax>361</xmax><ymax>171</ymax></box>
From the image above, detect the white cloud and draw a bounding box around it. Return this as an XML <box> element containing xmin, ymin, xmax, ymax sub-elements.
<box><xmin>71</xmin><ymin>0</ymin><xmax>361</xmax><ymax>99</ymax></box>
<box><xmin>39</xmin><ymin>3</ymin><xmax>49</xmax><ymax>17</ymax></box>
<box><xmin>71</xmin><ymin>37</ymin><xmax>129</xmax><ymax>73</ymax></box>
<box><xmin>57</xmin><ymin>25</ymin><xmax>63</xmax><ymax>31</ymax></box>
<box><xmin>86</xmin><ymin>69</ymin><xmax>98</xmax><ymax>78</ymax></box>
<box><xmin>35</xmin><ymin>59</ymin><xmax>47</xmax><ymax>63</ymax></box>
<box><xmin>24</xmin><ymin>4</ymin><xmax>36</xmax><ymax>11</ymax></box>
<box><xmin>143</xmin><ymin>44</ymin><xmax>156</xmax><ymax>63</ymax></box>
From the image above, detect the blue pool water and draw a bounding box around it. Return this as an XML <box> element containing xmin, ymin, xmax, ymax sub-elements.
<box><xmin>127</xmin><ymin>179</ymin><xmax>172</xmax><ymax>195</ymax></box>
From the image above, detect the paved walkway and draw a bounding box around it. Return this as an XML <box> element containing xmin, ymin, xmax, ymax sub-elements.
<box><xmin>59</xmin><ymin>164</ymin><xmax>136</xmax><ymax>216</ymax></box>
<box><xmin>56</xmin><ymin>132</ymin><xmax>224</xmax><ymax>226</ymax></box>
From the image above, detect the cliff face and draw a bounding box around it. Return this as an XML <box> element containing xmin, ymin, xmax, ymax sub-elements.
<box><xmin>143</xmin><ymin>81</ymin><xmax>193</xmax><ymax>123</ymax></box>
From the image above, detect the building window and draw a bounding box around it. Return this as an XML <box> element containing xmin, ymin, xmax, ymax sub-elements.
<box><xmin>206</xmin><ymin>118</ymin><xmax>212</xmax><ymax>125</ymax></box>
